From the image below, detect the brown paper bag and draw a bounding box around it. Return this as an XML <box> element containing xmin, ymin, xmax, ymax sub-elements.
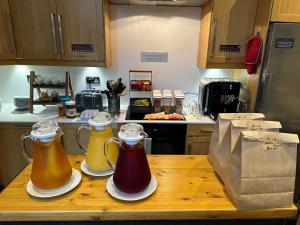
<box><xmin>221</xmin><ymin>120</ymin><xmax>282</xmax><ymax>186</ymax></box>
<box><xmin>230</xmin><ymin>120</ymin><xmax>282</xmax><ymax>152</ymax></box>
<box><xmin>208</xmin><ymin>113</ymin><xmax>265</xmax><ymax>181</ymax></box>
<box><xmin>226</xmin><ymin>131</ymin><xmax>299</xmax><ymax>209</ymax></box>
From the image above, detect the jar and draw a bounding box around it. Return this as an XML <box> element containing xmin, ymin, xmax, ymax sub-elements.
<box><xmin>57</xmin><ymin>104</ymin><xmax>65</xmax><ymax>117</ymax></box>
<box><xmin>65</xmin><ymin>100</ymin><xmax>77</xmax><ymax>118</ymax></box>
<box><xmin>162</xmin><ymin>89</ymin><xmax>173</xmax><ymax>113</ymax></box>
<box><xmin>152</xmin><ymin>90</ymin><xmax>162</xmax><ymax>113</ymax></box>
<box><xmin>173</xmin><ymin>90</ymin><xmax>185</xmax><ymax>114</ymax></box>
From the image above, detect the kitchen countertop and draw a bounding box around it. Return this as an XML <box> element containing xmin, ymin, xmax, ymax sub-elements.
<box><xmin>0</xmin><ymin>103</ymin><xmax>215</xmax><ymax>125</ymax></box>
<box><xmin>0</xmin><ymin>155</ymin><xmax>297</xmax><ymax>221</ymax></box>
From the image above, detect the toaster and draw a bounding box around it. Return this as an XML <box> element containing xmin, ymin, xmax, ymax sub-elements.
<box><xmin>75</xmin><ymin>90</ymin><xmax>103</xmax><ymax>112</ymax></box>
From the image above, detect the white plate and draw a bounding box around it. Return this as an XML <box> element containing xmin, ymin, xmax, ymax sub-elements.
<box><xmin>80</xmin><ymin>159</ymin><xmax>114</xmax><ymax>177</ymax></box>
<box><xmin>26</xmin><ymin>168</ymin><xmax>81</xmax><ymax>198</ymax></box>
<box><xmin>106</xmin><ymin>175</ymin><xmax>157</xmax><ymax>201</ymax></box>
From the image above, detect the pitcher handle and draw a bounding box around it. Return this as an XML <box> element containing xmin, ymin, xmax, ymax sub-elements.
<box><xmin>58</xmin><ymin>127</ymin><xmax>67</xmax><ymax>152</ymax></box>
<box><xmin>143</xmin><ymin>131</ymin><xmax>149</xmax><ymax>138</ymax></box>
<box><xmin>20</xmin><ymin>133</ymin><xmax>33</xmax><ymax>164</ymax></box>
<box><xmin>76</xmin><ymin>125</ymin><xmax>91</xmax><ymax>154</ymax></box>
<box><xmin>104</xmin><ymin>137</ymin><xmax>121</xmax><ymax>170</ymax></box>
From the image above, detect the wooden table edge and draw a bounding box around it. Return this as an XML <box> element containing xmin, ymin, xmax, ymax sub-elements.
<box><xmin>0</xmin><ymin>207</ymin><xmax>298</xmax><ymax>221</ymax></box>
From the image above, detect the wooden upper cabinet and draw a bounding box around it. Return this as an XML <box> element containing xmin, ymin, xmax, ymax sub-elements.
<box><xmin>9</xmin><ymin>0</ymin><xmax>60</xmax><ymax>60</ymax></box>
<box><xmin>198</xmin><ymin>0</ymin><xmax>258</xmax><ymax>69</ymax></box>
<box><xmin>8</xmin><ymin>0</ymin><xmax>111</xmax><ymax>65</ymax></box>
<box><xmin>56</xmin><ymin>0</ymin><xmax>105</xmax><ymax>61</ymax></box>
<box><xmin>0</xmin><ymin>0</ymin><xmax>16</xmax><ymax>60</ymax></box>
<box><xmin>271</xmin><ymin>0</ymin><xmax>300</xmax><ymax>22</ymax></box>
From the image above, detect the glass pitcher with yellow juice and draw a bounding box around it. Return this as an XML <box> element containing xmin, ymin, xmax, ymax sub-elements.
<box><xmin>76</xmin><ymin>112</ymin><xmax>118</xmax><ymax>172</ymax></box>
<box><xmin>21</xmin><ymin>120</ymin><xmax>72</xmax><ymax>190</ymax></box>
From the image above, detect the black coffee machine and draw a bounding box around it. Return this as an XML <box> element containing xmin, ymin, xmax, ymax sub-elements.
<box><xmin>199</xmin><ymin>78</ymin><xmax>241</xmax><ymax>120</ymax></box>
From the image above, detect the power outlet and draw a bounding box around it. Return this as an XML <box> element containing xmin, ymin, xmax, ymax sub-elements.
<box><xmin>86</xmin><ymin>76</ymin><xmax>100</xmax><ymax>84</ymax></box>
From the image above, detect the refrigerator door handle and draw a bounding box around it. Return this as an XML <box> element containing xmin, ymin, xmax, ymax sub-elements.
<box><xmin>258</xmin><ymin>72</ymin><xmax>273</xmax><ymax>112</ymax></box>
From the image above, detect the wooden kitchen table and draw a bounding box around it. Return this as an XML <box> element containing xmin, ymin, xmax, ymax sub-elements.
<box><xmin>0</xmin><ymin>155</ymin><xmax>298</xmax><ymax>224</ymax></box>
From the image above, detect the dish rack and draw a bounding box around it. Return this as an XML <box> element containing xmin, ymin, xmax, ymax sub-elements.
<box><xmin>28</xmin><ymin>71</ymin><xmax>74</xmax><ymax>113</ymax></box>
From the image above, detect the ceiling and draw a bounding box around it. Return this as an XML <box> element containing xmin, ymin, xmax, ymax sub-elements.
<box><xmin>110</xmin><ymin>0</ymin><xmax>209</xmax><ymax>7</ymax></box>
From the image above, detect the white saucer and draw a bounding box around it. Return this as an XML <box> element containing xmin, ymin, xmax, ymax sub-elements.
<box><xmin>27</xmin><ymin>168</ymin><xmax>81</xmax><ymax>198</ymax></box>
<box><xmin>106</xmin><ymin>175</ymin><xmax>157</xmax><ymax>201</ymax></box>
<box><xmin>80</xmin><ymin>159</ymin><xmax>114</xmax><ymax>177</ymax></box>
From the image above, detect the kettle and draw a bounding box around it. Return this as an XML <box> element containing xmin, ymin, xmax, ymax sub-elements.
<box><xmin>21</xmin><ymin>120</ymin><xmax>72</xmax><ymax>190</ymax></box>
<box><xmin>105</xmin><ymin>123</ymin><xmax>151</xmax><ymax>193</ymax></box>
<box><xmin>76</xmin><ymin>112</ymin><xmax>118</xmax><ymax>172</ymax></box>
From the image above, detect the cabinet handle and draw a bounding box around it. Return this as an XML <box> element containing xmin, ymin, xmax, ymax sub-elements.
<box><xmin>6</xmin><ymin>12</ymin><xmax>16</xmax><ymax>53</ymax></box>
<box><xmin>210</xmin><ymin>18</ymin><xmax>218</xmax><ymax>58</ymax></box>
<box><xmin>57</xmin><ymin>14</ymin><xmax>64</xmax><ymax>55</ymax></box>
<box><xmin>50</xmin><ymin>14</ymin><xmax>58</xmax><ymax>54</ymax></box>
<box><xmin>200</xmin><ymin>129</ymin><xmax>214</xmax><ymax>133</ymax></box>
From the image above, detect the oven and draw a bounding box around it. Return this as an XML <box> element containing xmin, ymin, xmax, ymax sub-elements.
<box><xmin>142</xmin><ymin>123</ymin><xmax>187</xmax><ymax>155</ymax></box>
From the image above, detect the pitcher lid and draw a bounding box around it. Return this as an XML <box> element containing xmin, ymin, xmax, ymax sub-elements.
<box><xmin>88</xmin><ymin>112</ymin><xmax>112</xmax><ymax>128</ymax></box>
<box><xmin>31</xmin><ymin>120</ymin><xmax>59</xmax><ymax>140</ymax></box>
<box><xmin>118</xmin><ymin>123</ymin><xmax>144</xmax><ymax>143</ymax></box>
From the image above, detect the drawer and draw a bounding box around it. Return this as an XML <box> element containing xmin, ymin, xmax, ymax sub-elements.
<box><xmin>187</xmin><ymin>124</ymin><xmax>214</xmax><ymax>137</ymax></box>
<box><xmin>186</xmin><ymin>136</ymin><xmax>211</xmax><ymax>155</ymax></box>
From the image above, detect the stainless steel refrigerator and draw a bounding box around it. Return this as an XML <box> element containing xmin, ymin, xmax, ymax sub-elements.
<box><xmin>256</xmin><ymin>23</ymin><xmax>300</xmax><ymax>201</ymax></box>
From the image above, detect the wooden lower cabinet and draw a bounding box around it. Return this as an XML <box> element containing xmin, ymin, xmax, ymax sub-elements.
<box><xmin>61</xmin><ymin>124</ymin><xmax>89</xmax><ymax>155</ymax></box>
<box><xmin>61</xmin><ymin>123</ymin><xmax>121</xmax><ymax>155</ymax></box>
<box><xmin>186</xmin><ymin>124</ymin><xmax>214</xmax><ymax>155</ymax></box>
<box><xmin>0</xmin><ymin>123</ymin><xmax>32</xmax><ymax>188</ymax></box>
<box><xmin>187</xmin><ymin>136</ymin><xmax>211</xmax><ymax>155</ymax></box>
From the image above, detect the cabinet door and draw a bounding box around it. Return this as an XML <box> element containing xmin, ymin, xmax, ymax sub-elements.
<box><xmin>187</xmin><ymin>124</ymin><xmax>214</xmax><ymax>137</ymax></box>
<box><xmin>187</xmin><ymin>136</ymin><xmax>211</xmax><ymax>155</ymax></box>
<box><xmin>0</xmin><ymin>0</ymin><xmax>16</xmax><ymax>59</ymax></box>
<box><xmin>9</xmin><ymin>0</ymin><xmax>60</xmax><ymax>60</ymax></box>
<box><xmin>186</xmin><ymin>124</ymin><xmax>214</xmax><ymax>155</ymax></box>
<box><xmin>62</xmin><ymin>124</ymin><xmax>89</xmax><ymax>155</ymax></box>
<box><xmin>56</xmin><ymin>0</ymin><xmax>105</xmax><ymax>61</ymax></box>
<box><xmin>208</xmin><ymin>0</ymin><xmax>258</xmax><ymax>64</ymax></box>
<box><xmin>0</xmin><ymin>124</ymin><xmax>32</xmax><ymax>187</ymax></box>
<box><xmin>271</xmin><ymin>0</ymin><xmax>300</xmax><ymax>22</ymax></box>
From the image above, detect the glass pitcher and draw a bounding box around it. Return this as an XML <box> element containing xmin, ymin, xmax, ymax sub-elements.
<box><xmin>105</xmin><ymin>123</ymin><xmax>151</xmax><ymax>193</ymax></box>
<box><xmin>21</xmin><ymin>120</ymin><xmax>72</xmax><ymax>190</ymax></box>
<box><xmin>76</xmin><ymin>112</ymin><xmax>118</xmax><ymax>172</ymax></box>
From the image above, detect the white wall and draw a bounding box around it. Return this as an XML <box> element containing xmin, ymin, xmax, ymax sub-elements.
<box><xmin>0</xmin><ymin>5</ymin><xmax>233</xmax><ymax>104</ymax></box>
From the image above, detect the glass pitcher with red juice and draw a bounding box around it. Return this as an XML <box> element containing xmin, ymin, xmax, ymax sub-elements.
<box><xmin>105</xmin><ymin>123</ymin><xmax>151</xmax><ymax>193</ymax></box>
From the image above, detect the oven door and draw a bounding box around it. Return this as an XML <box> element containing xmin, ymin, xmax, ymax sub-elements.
<box><xmin>143</xmin><ymin>124</ymin><xmax>187</xmax><ymax>155</ymax></box>
<box><xmin>150</xmin><ymin>137</ymin><xmax>186</xmax><ymax>154</ymax></box>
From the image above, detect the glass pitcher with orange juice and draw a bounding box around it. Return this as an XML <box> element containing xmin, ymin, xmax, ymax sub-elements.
<box><xmin>21</xmin><ymin>120</ymin><xmax>72</xmax><ymax>190</ymax></box>
<box><xmin>76</xmin><ymin>112</ymin><xmax>118</xmax><ymax>172</ymax></box>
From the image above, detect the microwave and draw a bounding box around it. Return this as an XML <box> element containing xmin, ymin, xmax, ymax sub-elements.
<box><xmin>199</xmin><ymin>78</ymin><xmax>241</xmax><ymax>120</ymax></box>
